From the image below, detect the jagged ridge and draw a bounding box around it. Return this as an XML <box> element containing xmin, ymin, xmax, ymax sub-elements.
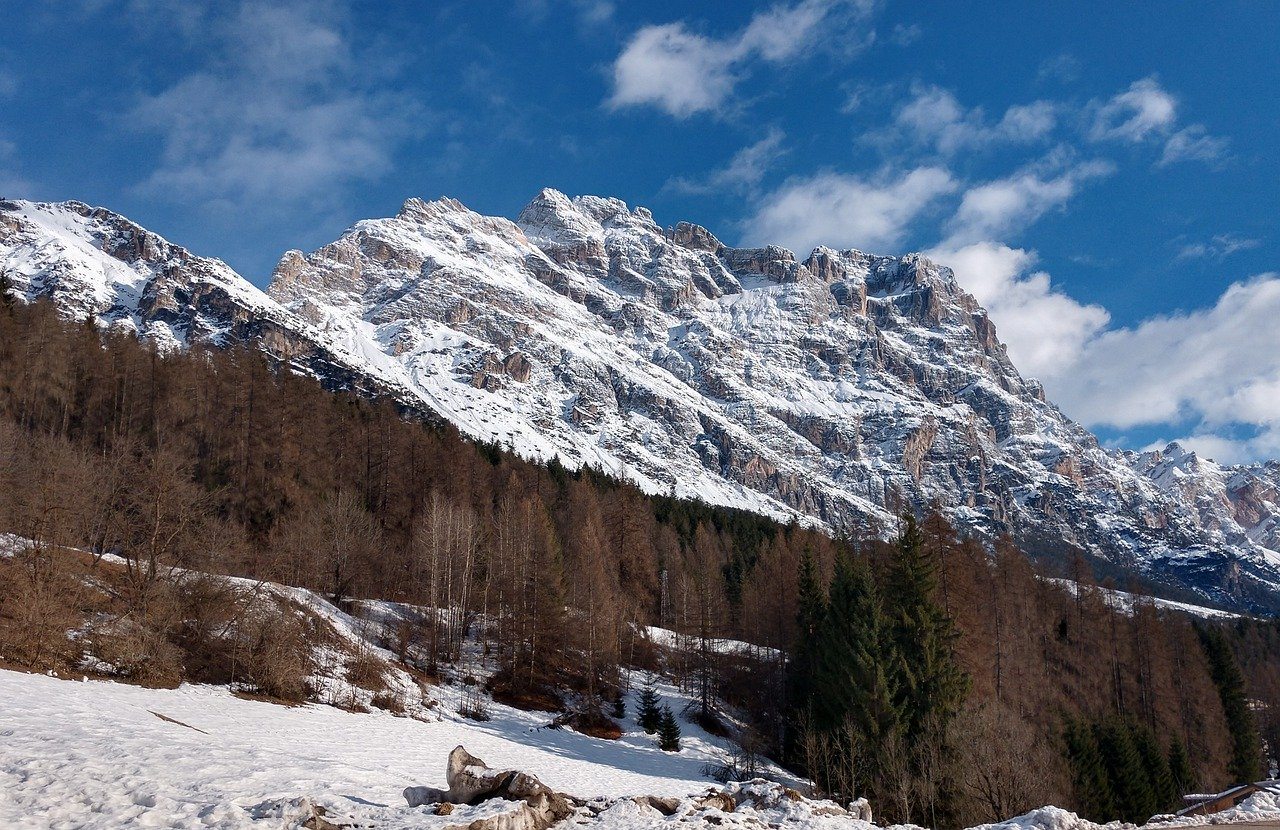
<box><xmin>2</xmin><ymin>192</ymin><xmax>1278</xmax><ymax>611</ymax></box>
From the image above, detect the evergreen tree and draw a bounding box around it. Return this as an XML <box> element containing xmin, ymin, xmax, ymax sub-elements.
<box><xmin>1095</xmin><ymin>718</ymin><xmax>1157</xmax><ymax>823</ymax></box>
<box><xmin>809</xmin><ymin>551</ymin><xmax>900</xmax><ymax>792</ymax></box>
<box><xmin>885</xmin><ymin>513</ymin><xmax>970</xmax><ymax>745</ymax></box>
<box><xmin>1132</xmin><ymin>724</ymin><xmax>1175</xmax><ymax>812</ymax></box>
<box><xmin>0</xmin><ymin>270</ymin><xmax>13</xmax><ymax>309</ymax></box>
<box><xmin>786</xmin><ymin>546</ymin><xmax>828</xmax><ymax>764</ymax></box>
<box><xmin>637</xmin><ymin>676</ymin><xmax>662</xmax><ymax>733</ymax></box>
<box><xmin>612</xmin><ymin>691</ymin><xmax>626</xmax><ymax>720</ymax></box>
<box><xmin>1167</xmin><ymin>737</ymin><xmax>1194</xmax><ymax>799</ymax></box>
<box><xmin>789</xmin><ymin>547</ymin><xmax>827</xmax><ymax>706</ymax></box>
<box><xmin>658</xmin><ymin>705</ymin><xmax>682</xmax><ymax>752</ymax></box>
<box><xmin>1064</xmin><ymin>718</ymin><xmax>1116</xmax><ymax>822</ymax></box>
<box><xmin>1199</xmin><ymin>625</ymin><xmax>1263</xmax><ymax>783</ymax></box>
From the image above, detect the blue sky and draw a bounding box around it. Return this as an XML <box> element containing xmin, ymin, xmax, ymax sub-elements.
<box><xmin>2</xmin><ymin>1</ymin><xmax>1278</xmax><ymax>462</ymax></box>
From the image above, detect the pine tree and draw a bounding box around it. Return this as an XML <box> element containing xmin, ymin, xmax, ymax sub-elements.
<box><xmin>612</xmin><ymin>691</ymin><xmax>626</xmax><ymax>720</ymax></box>
<box><xmin>1199</xmin><ymin>625</ymin><xmax>1263</xmax><ymax>783</ymax></box>
<box><xmin>1095</xmin><ymin>718</ymin><xmax>1157</xmax><ymax>823</ymax></box>
<box><xmin>791</xmin><ymin>547</ymin><xmax>826</xmax><ymax>694</ymax></box>
<box><xmin>1064</xmin><ymin>718</ymin><xmax>1116</xmax><ymax>822</ymax></box>
<box><xmin>809</xmin><ymin>550</ymin><xmax>900</xmax><ymax>792</ymax></box>
<box><xmin>1167</xmin><ymin>737</ymin><xmax>1194</xmax><ymax>799</ymax></box>
<box><xmin>786</xmin><ymin>546</ymin><xmax>828</xmax><ymax>763</ymax></box>
<box><xmin>885</xmin><ymin>513</ymin><xmax>969</xmax><ymax>745</ymax></box>
<box><xmin>658</xmin><ymin>705</ymin><xmax>682</xmax><ymax>752</ymax></box>
<box><xmin>0</xmin><ymin>270</ymin><xmax>13</xmax><ymax>309</ymax></box>
<box><xmin>1132</xmin><ymin>724</ymin><xmax>1175</xmax><ymax>812</ymax></box>
<box><xmin>638</xmin><ymin>676</ymin><xmax>662</xmax><ymax>733</ymax></box>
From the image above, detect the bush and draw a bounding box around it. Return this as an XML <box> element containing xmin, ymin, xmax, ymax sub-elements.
<box><xmin>88</xmin><ymin>617</ymin><xmax>185</xmax><ymax>688</ymax></box>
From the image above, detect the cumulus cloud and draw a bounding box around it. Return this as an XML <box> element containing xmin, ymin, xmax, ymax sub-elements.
<box><xmin>929</xmin><ymin>242</ymin><xmax>1110</xmax><ymax>379</ymax></box>
<box><xmin>886</xmin><ymin>85</ymin><xmax>1057</xmax><ymax>156</ymax></box>
<box><xmin>665</xmin><ymin>128</ymin><xmax>787</xmax><ymax>195</ymax></box>
<box><xmin>1047</xmin><ymin>275</ymin><xmax>1280</xmax><ymax>463</ymax></box>
<box><xmin>940</xmin><ymin>155</ymin><xmax>1114</xmax><ymax>248</ymax></box>
<box><xmin>608</xmin><ymin>0</ymin><xmax>872</xmax><ymax>117</ymax></box>
<box><xmin>740</xmin><ymin>166</ymin><xmax>956</xmax><ymax>255</ymax></box>
<box><xmin>128</xmin><ymin>1</ymin><xmax>419</xmax><ymax>209</ymax></box>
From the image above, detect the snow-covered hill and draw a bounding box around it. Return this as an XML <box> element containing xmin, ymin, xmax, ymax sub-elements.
<box><xmin>3</xmin><ymin>193</ymin><xmax>1279</xmax><ymax>611</ymax></box>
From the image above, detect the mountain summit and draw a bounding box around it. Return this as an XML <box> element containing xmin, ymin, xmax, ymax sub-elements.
<box><xmin>4</xmin><ymin>192</ymin><xmax>1278</xmax><ymax>610</ymax></box>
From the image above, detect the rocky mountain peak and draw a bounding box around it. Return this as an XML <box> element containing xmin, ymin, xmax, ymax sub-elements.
<box><xmin>7</xmin><ymin>192</ymin><xmax>1280</xmax><ymax>611</ymax></box>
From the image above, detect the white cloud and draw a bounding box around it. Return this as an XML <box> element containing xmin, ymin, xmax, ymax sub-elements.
<box><xmin>740</xmin><ymin>166</ymin><xmax>956</xmax><ymax>255</ymax></box>
<box><xmin>1088</xmin><ymin>76</ymin><xmax>1228</xmax><ymax>168</ymax></box>
<box><xmin>1159</xmin><ymin>124</ymin><xmax>1230</xmax><ymax>167</ymax></box>
<box><xmin>129</xmin><ymin>1</ymin><xmax>418</xmax><ymax>209</ymax></box>
<box><xmin>665</xmin><ymin>128</ymin><xmax>787</xmax><ymax>194</ymax></box>
<box><xmin>929</xmin><ymin>242</ymin><xmax>1110</xmax><ymax>379</ymax></box>
<box><xmin>941</xmin><ymin>155</ymin><xmax>1113</xmax><ymax>248</ymax></box>
<box><xmin>887</xmin><ymin>85</ymin><xmax>1057</xmax><ymax>156</ymax></box>
<box><xmin>1045</xmin><ymin>275</ymin><xmax>1280</xmax><ymax>463</ymax></box>
<box><xmin>1176</xmin><ymin>233</ymin><xmax>1261</xmax><ymax>261</ymax></box>
<box><xmin>1089</xmin><ymin>76</ymin><xmax>1177</xmax><ymax>143</ymax></box>
<box><xmin>608</xmin><ymin>0</ymin><xmax>872</xmax><ymax>117</ymax></box>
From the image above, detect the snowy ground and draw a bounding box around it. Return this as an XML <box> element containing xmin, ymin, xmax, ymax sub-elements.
<box><xmin>6</xmin><ymin>667</ymin><xmax>1280</xmax><ymax>829</ymax></box>
<box><xmin>0</xmin><ymin>667</ymin><xmax>761</xmax><ymax>828</ymax></box>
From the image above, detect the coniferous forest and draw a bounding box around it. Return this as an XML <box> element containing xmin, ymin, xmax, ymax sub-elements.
<box><xmin>3</xmin><ymin>294</ymin><xmax>1280</xmax><ymax>827</ymax></box>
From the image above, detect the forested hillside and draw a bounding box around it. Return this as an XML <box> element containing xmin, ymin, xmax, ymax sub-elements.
<box><xmin>2</xmin><ymin>293</ymin><xmax>1278</xmax><ymax>827</ymax></box>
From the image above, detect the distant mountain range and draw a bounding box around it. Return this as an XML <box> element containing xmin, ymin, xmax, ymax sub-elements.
<box><xmin>4</xmin><ymin>193</ymin><xmax>1278</xmax><ymax>611</ymax></box>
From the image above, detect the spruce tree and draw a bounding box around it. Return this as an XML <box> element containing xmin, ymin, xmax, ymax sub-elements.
<box><xmin>809</xmin><ymin>550</ymin><xmax>900</xmax><ymax>791</ymax></box>
<box><xmin>1167</xmin><ymin>737</ymin><xmax>1194</xmax><ymax>799</ymax></box>
<box><xmin>1198</xmin><ymin>626</ymin><xmax>1263</xmax><ymax>783</ymax></box>
<box><xmin>885</xmin><ymin>513</ymin><xmax>969</xmax><ymax>745</ymax></box>
<box><xmin>786</xmin><ymin>546</ymin><xmax>828</xmax><ymax>764</ymax></box>
<box><xmin>789</xmin><ymin>547</ymin><xmax>827</xmax><ymax>709</ymax></box>
<box><xmin>0</xmin><ymin>270</ymin><xmax>13</xmax><ymax>309</ymax></box>
<box><xmin>1132</xmin><ymin>724</ymin><xmax>1175</xmax><ymax>812</ymax></box>
<box><xmin>638</xmin><ymin>676</ymin><xmax>662</xmax><ymax>733</ymax></box>
<box><xmin>1064</xmin><ymin>718</ymin><xmax>1115</xmax><ymax>822</ymax></box>
<box><xmin>1095</xmin><ymin>718</ymin><xmax>1157</xmax><ymax>823</ymax></box>
<box><xmin>612</xmin><ymin>692</ymin><xmax>626</xmax><ymax>720</ymax></box>
<box><xmin>658</xmin><ymin>705</ymin><xmax>682</xmax><ymax>752</ymax></box>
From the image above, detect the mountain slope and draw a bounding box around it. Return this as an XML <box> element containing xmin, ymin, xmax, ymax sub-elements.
<box><xmin>3</xmin><ymin>193</ymin><xmax>1278</xmax><ymax>610</ymax></box>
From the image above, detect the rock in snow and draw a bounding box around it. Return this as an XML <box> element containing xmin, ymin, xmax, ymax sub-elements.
<box><xmin>3</xmin><ymin>193</ymin><xmax>1280</xmax><ymax>611</ymax></box>
<box><xmin>403</xmin><ymin>746</ymin><xmax>573</xmax><ymax>830</ymax></box>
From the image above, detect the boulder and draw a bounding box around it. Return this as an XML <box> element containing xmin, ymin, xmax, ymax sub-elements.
<box><xmin>403</xmin><ymin>746</ymin><xmax>574</xmax><ymax>830</ymax></box>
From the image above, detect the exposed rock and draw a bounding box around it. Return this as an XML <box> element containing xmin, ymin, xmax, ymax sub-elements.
<box><xmin>696</xmin><ymin>791</ymin><xmax>737</xmax><ymax>813</ymax></box>
<box><xmin>403</xmin><ymin>746</ymin><xmax>574</xmax><ymax>830</ymax></box>
<box><xmin>631</xmin><ymin>795</ymin><xmax>682</xmax><ymax>815</ymax></box>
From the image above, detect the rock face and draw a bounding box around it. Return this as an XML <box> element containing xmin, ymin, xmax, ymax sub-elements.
<box><xmin>4</xmin><ymin>193</ymin><xmax>1280</xmax><ymax>611</ymax></box>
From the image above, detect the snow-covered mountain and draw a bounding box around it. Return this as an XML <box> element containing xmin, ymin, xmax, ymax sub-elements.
<box><xmin>3</xmin><ymin>193</ymin><xmax>1279</xmax><ymax>610</ymax></box>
